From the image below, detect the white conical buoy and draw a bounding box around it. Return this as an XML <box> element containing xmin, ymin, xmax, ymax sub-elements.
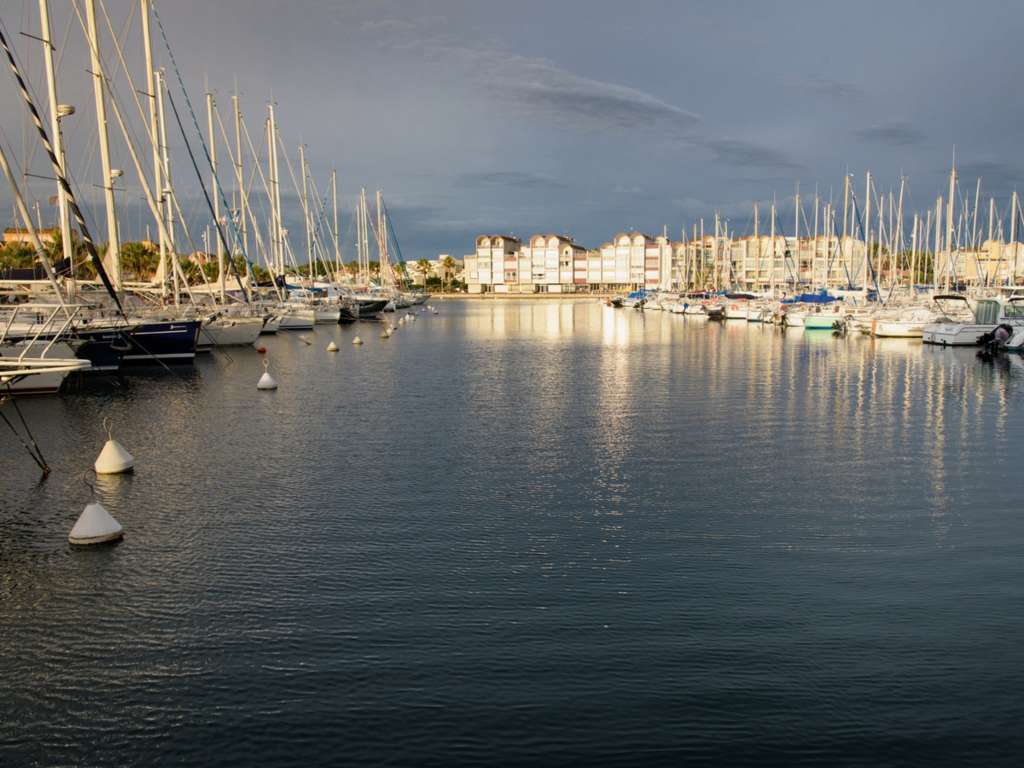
<box><xmin>69</xmin><ymin>501</ymin><xmax>123</xmax><ymax>545</ymax></box>
<box><xmin>257</xmin><ymin>359</ymin><xmax>278</xmax><ymax>390</ymax></box>
<box><xmin>352</xmin><ymin>336</ymin><xmax>363</xmax><ymax>345</ymax></box>
<box><xmin>94</xmin><ymin>418</ymin><xmax>134</xmax><ymax>474</ymax></box>
<box><xmin>327</xmin><ymin>341</ymin><xmax>339</xmax><ymax>352</ymax></box>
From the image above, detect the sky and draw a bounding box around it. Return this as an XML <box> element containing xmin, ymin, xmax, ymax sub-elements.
<box><xmin>2</xmin><ymin>0</ymin><xmax>1024</xmax><ymax>260</ymax></box>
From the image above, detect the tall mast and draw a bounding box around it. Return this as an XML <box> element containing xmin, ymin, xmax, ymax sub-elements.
<box><xmin>699</xmin><ymin>218</ymin><xmax>704</xmax><ymax>288</ymax></box>
<box><xmin>862</xmin><ymin>172</ymin><xmax>871</xmax><ymax>300</ymax></box>
<box><xmin>841</xmin><ymin>174</ymin><xmax>849</xmax><ymax>284</ymax></box>
<box><xmin>894</xmin><ymin>177</ymin><xmax>905</xmax><ymax>291</ymax></box>
<box><xmin>207</xmin><ymin>92</ymin><xmax>225</xmax><ymax>300</ymax></box>
<box><xmin>38</xmin><ymin>0</ymin><xmax>74</xmax><ymax>286</ymax></box>
<box><xmin>753</xmin><ymin>202</ymin><xmax>759</xmax><ymax>291</ymax></box>
<box><xmin>910</xmin><ymin>213</ymin><xmax>919</xmax><ymax>289</ymax></box>
<box><xmin>793</xmin><ymin>187</ymin><xmax>800</xmax><ymax>289</ymax></box>
<box><xmin>934</xmin><ymin>197</ymin><xmax>942</xmax><ymax>290</ymax></box>
<box><xmin>265</xmin><ymin>114</ymin><xmax>277</xmax><ymax>275</ymax></box>
<box><xmin>233</xmin><ymin>92</ymin><xmax>247</xmax><ymax>260</ymax></box>
<box><xmin>299</xmin><ymin>143</ymin><xmax>311</xmax><ymax>281</ymax></box>
<box><xmin>154</xmin><ymin>70</ymin><xmax>178</xmax><ymax>302</ymax></box>
<box><xmin>268</xmin><ymin>103</ymin><xmax>283</xmax><ymax>276</ymax></box>
<box><xmin>84</xmin><ymin>0</ymin><xmax>120</xmax><ymax>290</ymax></box>
<box><xmin>769</xmin><ymin>200</ymin><xmax>776</xmax><ymax>296</ymax></box>
<box><xmin>331</xmin><ymin>169</ymin><xmax>340</xmax><ymax>275</ymax></box>
<box><xmin>812</xmin><ymin>193</ymin><xmax>819</xmax><ymax>287</ymax></box>
<box><xmin>944</xmin><ymin>164</ymin><xmax>956</xmax><ymax>290</ymax></box>
<box><xmin>1011</xmin><ymin>190</ymin><xmax>1019</xmax><ymax>285</ymax></box>
<box><xmin>139</xmin><ymin>0</ymin><xmax>165</xmax><ymax>297</ymax></box>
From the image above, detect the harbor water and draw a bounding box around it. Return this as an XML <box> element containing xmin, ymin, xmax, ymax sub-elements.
<box><xmin>2</xmin><ymin>299</ymin><xmax>1024</xmax><ymax>766</ymax></box>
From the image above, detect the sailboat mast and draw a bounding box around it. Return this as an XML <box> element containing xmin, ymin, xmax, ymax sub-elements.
<box><xmin>153</xmin><ymin>70</ymin><xmax>179</xmax><ymax>302</ymax></box>
<box><xmin>233</xmin><ymin>93</ymin><xmax>247</xmax><ymax>260</ymax></box>
<box><xmin>299</xmin><ymin>144</ymin><xmax>311</xmax><ymax>281</ymax></box>
<box><xmin>1011</xmin><ymin>190</ymin><xmax>1019</xmax><ymax>284</ymax></box>
<box><xmin>84</xmin><ymin>0</ymin><xmax>120</xmax><ymax>290</ymax></box>
<box><xmin>330</xmin><ymin>170</ymin><xmax>340</xmax><ymax>276</ymax></box>
<box><xmin>769</xmin><ymin>201</ymin><xmax>776</xmax><ymax>297</ymax></box>
<box><xmin>944</xmin><ymin>165</ymin><xmax>956</xmax><ymax>290</ymax></box>
<box><xmin>793</xmin><ymin>188</ymin><xmax>799</xmax><ymax>289</ymax></box>
<box><xmin>38</xmin><ymin>0</ymin><xmax>74</xmax><ymax>287</ymax></box>
<box><xmin>139</xmin><ymin>0</ymin><xmax>166</xmax><ymax>297</ymax></box>
<box><xmin>910</xmin><ymin>214</ymin><xmax>919</xmax><ymax>289</ymax></box>
<box><xmin>862</xmin><ymin>172</ymin><xmax>871</xmax><ymax>300</ymax></box>
<box><xmin>895</xmin><ymin>178</ymin><xmax>905</xmax><ymax>290</ymax></box>
<box><xmin>268</xmin><ymin>103</ymin><xmax>283</xmax><ymax>276</ymax></box>
<box><xmin>206</xmin><ymin>92</ymin><xmax>225</xmax><ymax>301</ymax></box>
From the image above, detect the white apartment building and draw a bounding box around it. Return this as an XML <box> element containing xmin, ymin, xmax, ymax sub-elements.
<box><xmin>464</xmin><ymin>230</ymin><xmax>1020</xmax><ymax>293</ymax></box>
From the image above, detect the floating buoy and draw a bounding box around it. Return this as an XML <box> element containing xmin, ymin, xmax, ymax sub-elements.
<box><xmin>432</xmin><ymin>309</ymin><xmax>438</xmax><ymax>315</ymax></box>
<box><xmin>352</xmin><ymin>336</ymin><xmax>363</xmax><ymax>345</ymax></box>
<box><xmin>257</xmin><ymin>359</ymin><xmax>278</xmax><ymax>390</ymax></box>
<box><xmin>94</xmin><ymin>418</ymin><xmax>134</xmax><ymax>475</ymax></box>
<box><xmin>254</xmin><ymin>344</ymin><xmax>267</xmax><ymax>354</ymax></box>
<box><xmin>327</xmin><ymin>341</ymin><xmax>339</xmax><ymax>352</ymax></box>
<box><xmin>69</xmin><ymin>501</ymin><xmax>123</xmax><ymax>545</ymax></box>
<box><xmin>381</xmin><ymin>329</ymin><xmax>391</xmax><ymax>338</ymax></box>
<box><xmin>298</xmin><ymin>335</ymin><xmax>312</xmax><ymax>346</ymax></box>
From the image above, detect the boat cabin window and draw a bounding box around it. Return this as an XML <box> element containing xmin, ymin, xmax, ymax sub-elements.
<box><xmin>974</xmin><ymin>300</ymin><xmax>1000</xmax><ymax>325</ymax></box>
<box><xmin>1004</xmin><ymin>301</ymin><xmax>1024</xmax><ymax>319</ymax></box>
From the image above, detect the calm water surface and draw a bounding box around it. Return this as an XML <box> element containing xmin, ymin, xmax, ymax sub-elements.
<box><xmin>2</xmin><ymin>299</ymin><xmax>1024</xmax><ymax>766</ymax></box>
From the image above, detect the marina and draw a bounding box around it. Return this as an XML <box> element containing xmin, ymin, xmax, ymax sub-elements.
<box><xmin>4</xmin><ymin>298</ymin><xmax>1024</xmax><ymax>764</ymax></box>
<box><xmin>3</xmin><ymin>0</ymin><xmax>1024</xmax><ymax>764</ymax></box>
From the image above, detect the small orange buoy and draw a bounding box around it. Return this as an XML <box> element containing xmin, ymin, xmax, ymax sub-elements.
<box><xmin>254</xmin><ymin>344</ymin><xmax>267</xmax><ymax>354</ymax></box>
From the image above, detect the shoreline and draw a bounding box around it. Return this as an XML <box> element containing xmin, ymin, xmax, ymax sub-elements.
<box><xmin>433</xmin><ymin>292</ymin><xmax>615</xmax><ymax>300</ymax></box>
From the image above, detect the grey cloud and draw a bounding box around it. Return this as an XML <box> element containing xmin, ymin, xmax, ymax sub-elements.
<box><xmin>856</xmin><ymin>122</ymin><xmax>926</xmax><ymax>147</ymax></box>
<box><xmin>806</xmin><ymin>77</ymin><xmax>865</xmax><ymax>100</ymax></box>
<box><xmin>702</xmin><ymin>139</ymin><xmax>801</xmax><ymax>169</ymax></box>
<box><xmin>953</xmin><ymin>159</ymin><xmax>1024</xmax><ymax>197</ymax></box>
<box><xmin>439</xmin><ymin>46</ymin><xmax>701</xmax><ymax>137</ymax></box>
<box><xmin>459</xmin><ymin>171</ymin><xmax>569</xmax><ymax>190</ymax></box>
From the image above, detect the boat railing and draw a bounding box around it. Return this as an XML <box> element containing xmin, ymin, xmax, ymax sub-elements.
<box><xmin>0</xmin><ymin>304</ymin><xmax>85</xmax><ymax>361</ymax></box>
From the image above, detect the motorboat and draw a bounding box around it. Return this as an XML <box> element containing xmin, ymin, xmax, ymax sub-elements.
<box><xmin>872</xmin><ymin>307</ymin><xmax>938</xmax><ymax>338</ymax></box>
<box><xmin>922</xmin><ymin>295</ymin><xmax>1023</xmax><ymax>346</ymax></box>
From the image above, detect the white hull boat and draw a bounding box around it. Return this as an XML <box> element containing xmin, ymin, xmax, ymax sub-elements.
<box><xmin>0</xmin><ymin>341</ymin><xmax>85</xmax><ymax>394</ymax></box>
<box><xmin>198</xmin><ymin>316</ymin><xmax>265</xmax><ymax>349</ymax></box>
<box><xmin>278</xmin><ymin>309</ymin><xmax>316</xmax><ymax>331</ymax></box>
<box><xmin>314</xmin><ymin>307</ymin><xmax>341</xmax><ymax>323</ymax></box>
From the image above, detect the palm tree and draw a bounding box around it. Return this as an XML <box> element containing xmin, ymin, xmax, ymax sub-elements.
<box><xmin>415</xmin><ymin>258</ymin><xmax>431</xmax><ymax>289</ymax></box>
<box><xmin>121</xmin><ymin>241</ymin><xmax>159</xmax><ymax>280</ymax></box>
<box><xmin>441</xmin><ymin>255</ymin><xmax>456</xmax><ymax>293</ymax></box>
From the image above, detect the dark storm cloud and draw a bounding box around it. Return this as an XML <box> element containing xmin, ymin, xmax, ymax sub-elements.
<box><xmin>458</xmin><ymin>171</ymin><xmax>568</xmax><ymax>191</ymax></box>
<box><xmin>442</xmin><ymin>46</ymin><xmax>701</xmax><ymax>138</ymax></box>
<box><xmin>806</xmin><ymin>76</ymin><xmax>865</xmax><ymax>101</ymax></box>
<box><xmin>952</xmin><ymin>159</ymin><xmax>1024</xmax><ymax>198</ymax></box>
<box><xmin>702</xmin><ymin>139</ymin><xmax>801</xmax><ymax>170</ymax></box>
<box><xmin>856</xmin><ymin>122</ymin><xmax>926</xmax><ymax>147</ymax></box>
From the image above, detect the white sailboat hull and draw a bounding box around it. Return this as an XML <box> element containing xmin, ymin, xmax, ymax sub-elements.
<box><xmin>873</xmin><ymin>320</ymin><xmax>926</xmax><ymax>338</ymax></box>
<box><xmin>0</xmin><ymin>341</ymin><xmax>79</xmax><ymax>394</ymax></box>
<box><xmin>199</xmin><ymin>317</ymin><xmax>265</xmax><ymax>348</ymax></box>
<box><xmin>314</xmin><ymin>307</ymin><xmax>341</xmax><ymax>323</ymax></box>
<box><xmin>279</xmin><ymin>310</ymin><xmax>316</xmax><ymax>330</ymax></box>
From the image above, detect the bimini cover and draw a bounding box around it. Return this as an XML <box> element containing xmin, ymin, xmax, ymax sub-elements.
<box><xmin>782</xmin><ymin>289</ymin><xmax>838</xmax><ymax>305</ymax></box>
